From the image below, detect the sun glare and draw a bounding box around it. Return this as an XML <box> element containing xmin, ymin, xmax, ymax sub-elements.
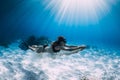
<box><xmin>44</xmin><ymin>0</ymin><xmax>117</xmax><ymax>25</ymax></box>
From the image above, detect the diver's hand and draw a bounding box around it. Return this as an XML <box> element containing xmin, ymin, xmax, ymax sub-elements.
<box><xmin>78</xmin><ymin>45</ymin><xmax>86</xmax><ymax>51</ymax></box>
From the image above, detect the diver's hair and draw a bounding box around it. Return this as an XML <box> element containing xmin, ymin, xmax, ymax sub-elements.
<box><xmin>51</xmin><ymin>36</ymin><xmax>66</xmax><ymax>52</ymax></box>
<box><xmin>57</xmin><ymin>36</ymin><xmax>66</xmax><ymax>43</ymax></box>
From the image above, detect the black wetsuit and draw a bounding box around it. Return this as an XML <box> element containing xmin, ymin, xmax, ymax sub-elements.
<box><xmin>52</xmin><ymin>41</ymin><xmax>61</xmax><ymax>52</ymax></box>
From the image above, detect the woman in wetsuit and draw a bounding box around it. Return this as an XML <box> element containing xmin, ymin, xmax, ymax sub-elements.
<box><xmin>29</xmin><ymin>36</ymin><xmax>86</xmax><ymax>53</ymax></box>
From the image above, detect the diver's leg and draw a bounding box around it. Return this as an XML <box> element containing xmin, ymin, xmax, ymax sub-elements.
<box><xmin>36</xmin><ymin>46</ymin><xmax>47</xmax><ymax>53</ymax></box>
<box><xmin>28</xmin><ymin>46</ymin><xmax>37</xmax><ymax>51</ymax></box>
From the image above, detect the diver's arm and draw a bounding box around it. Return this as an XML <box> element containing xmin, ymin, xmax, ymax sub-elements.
<box><xmin>61</xmin><ymin>46</ymin><xmax>81</xmax><ymax>51</ymax></box>
<box><xmin>62</xmin><ymin>45</ymin><xmax>86</xmax><ymax>51</ymax></box>
<box><xmin>64</xmin><ymin>44</ymin><xmax>86</xmax><ymax>49</ymax></box>
<box><xmin>65</xmin><ymin>45</ymin><xmax>78</xmax><ymax>48</ymax></box>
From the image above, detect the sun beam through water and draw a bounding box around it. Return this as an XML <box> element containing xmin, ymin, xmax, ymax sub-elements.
<box><xmin>43</xmin><ymin>0</ymin><xmax>118</xmax><ymax>25</ymax></box>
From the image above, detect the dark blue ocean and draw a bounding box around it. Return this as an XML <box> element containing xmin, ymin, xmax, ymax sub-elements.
<box><xmin>0</xmin><ymin>0</ymin><xmax>120</xmax><ymax>80</ymax></box>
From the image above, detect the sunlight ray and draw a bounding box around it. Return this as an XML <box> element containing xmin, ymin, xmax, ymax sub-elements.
<box><xmin>43</xmin><ymin>0</ymin><xmax>118</xmax><ymax>25</ymax></box>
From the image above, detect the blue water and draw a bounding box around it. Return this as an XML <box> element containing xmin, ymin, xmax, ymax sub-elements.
<box><xmin>0</xmin><ymin>0</ymin><xmax>120</xmax><ymax>80</ymax></box>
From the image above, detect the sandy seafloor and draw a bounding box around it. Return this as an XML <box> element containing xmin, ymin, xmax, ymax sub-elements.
<box><xmin>0</xmin><ymin>42</ymin><xmax>120</xmax><ymax>80</ymax></box>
